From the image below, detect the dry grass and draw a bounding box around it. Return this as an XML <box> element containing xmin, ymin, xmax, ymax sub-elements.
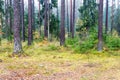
<box><xmin>0</xmin><ymin>40</ymin><xmax>120</xmax><ymax>80</ymax></box>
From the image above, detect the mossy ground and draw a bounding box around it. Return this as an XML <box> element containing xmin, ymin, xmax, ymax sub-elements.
<box><xmin>0</xmin><ymin>39</ymin><xmax>120</xmax><ymax>80</ymax></box>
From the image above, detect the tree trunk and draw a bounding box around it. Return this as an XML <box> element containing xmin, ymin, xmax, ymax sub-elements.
<box><xmin>44</xmin><ymin>0</ymin><xmax>48</xmax><ymax>38</ymax></box>
<box><xmin>72</xmin><ymin>0</ymin><xmax>75</xmax><ymax>38</ymax></box>
<box><xmin>111</xmin><ymin>0</ymin><xmax>115</xmax><ymax>35</ymax></box>
<box><xmin>21</xmin><ymin>0</ymin><xmax>25</xmax><ymax>42</ymax></box>
<box><xmin>105</xmin><ymin>0</ymin><xmax>108</xmax><ymax>34</ymax></box>
<box><xmin>13</xmin><ymin>0</ymin><xmax>22</xmax><ymax>53</ymax></box>
<box><xmin>38</xmin><ymin>0</ymin><xmax>41</xmax><ymax>37</ymax></box>
<box><xmin>70</xmin><ymin>0</ymin><xmax>73</xmax><ymax>37</ymax></box>
<box><xmin>98</xmin><ymin>0</ymin><xmax>103</xmax><ymax>51</ymax></box>
<box><xmin>48</xmin><ymin>0</ymin><xmax>50</xmax><ymax>41</ymax></box>
<box><xmin>32</xmin><ymin>0</ymin><xmax>35</xmax><ymax>31</ymax></box>
<box><xmin>66</xmin><ymin>0</ymin><xmax>70</xmax><ymax>37</ymax></box>
<box><xmin>60</xmin><ymin>0</ymin><xmax>65</xmax><ymax>46</ymax></box>
<box><xmin>28</xmin><ymin>0</ymin><xmax>33</xmax><ymax>45</ymax></box>
<box><xmin>9</xmin><ymin>0</ymin><xmax>13</xmax><ymax>37</ymax></box>
<box><xmin>0</xmin><ymin>13</ymin><xmax>2</xmax><ymax>46</ymax></box>
<box><xmin>56</xmin><ymin>0</ymin><xmax>59</xmax><ymax>40</ymax></box>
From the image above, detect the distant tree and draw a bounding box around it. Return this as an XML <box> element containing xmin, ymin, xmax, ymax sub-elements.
<box><xmin>114</xmin><ymin>0</ymin><xmax>120</xmax><ymax>36</ymax></box>
<box><xmin>38</xmin><ymin>0</ymin><xmax>41</xmax><ymax>36</ymax></box>
<box><xmin>98</xmin><ymin>0</ymin><xmax>103</xmax><ymax>51</ymax></box>
<box><xmin>66</xmin><ymin>0</ymin><xmax>70</xmax><ymax>37</ymax></box>
<box><xmin>72</xmin><ymin>0</ymin><xmax>75</xmax><ymax>38</ymax></box>
<box><xmin>105</xmin><ymin>0</ymin><xmax>108</xmax><ymax>34</ymax></box>
<box><xmin>13</xmin><ymin>0</ymin><xmax>22</xmax><ymax>53</ymax></box>
<box><xmin>111</xmin><ymin>0</ymin><xmax>115</xmax><ymax>35</ymax></box>
<box><xmin>60</xmin><ymin>0</ymin><xmax>65</xmax><ymax>46</ymax></box>
<box><xmin>70</xmin><ymin>0</ymin><xmax>73</xmax><ymax>37</ymax></box>
<box><xmin>0</xmin><ymin>0</ymin><xmax>4</xmax><ymax>45</ymax></box>
<box><xmin>21</xmin><ymin>0</ymin><xmax>25</xmax><ymax>42</ymax></box>
<box><xmin>79</xmin><ymin>0</ymin><xmax>98</xmax><ymax>31</ymax></box>
<box><xmin>32</xmin><ymin>0</ymin><xmax>35</xmax><ymax>32</ymax></box>
<box><xmin>44</xmin><ymin>0</ymin><xmax>48</xmax><ymax>38</ymax></box>
<box><xmin>49</xmin><ymin>14</ymin><xmax>59</xmax><ymax>41</ymax></box>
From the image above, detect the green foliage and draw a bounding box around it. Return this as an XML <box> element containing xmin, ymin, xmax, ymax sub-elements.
<box><xmin>48</xmin><ymin>45</ymin><xmax>59</xmax><ymax>51</ymax></box>
<box><xmin>66</xmin><ymin>28</ymin><xmax>98</xmax><ymax>53</ymax></box>
<box><xmin>74</xmin><ymin>33</ymin><xmax>97</xmax><ymax>53</ymax></box>
<box><xmin>105</xmin><ymin>36</ymin><xmax>120</xmax><ymax>50</ymax></box>
<box><xmin>50</xmin><ymin>14</ymin><xmax>59</xmax><ymax>37</ymax></box>
<box><xmin>65</xmin><ymin>37</ymin><xmax>79</xmax><ymax>46</ymax></box>
<box><xmin>114</xmin><ymin>8</ymin><xmax>120</xmax><ymax>36</ymax></box>
<box><xmin>0</xmin><ymin>0</ymin><xmax>4</xmax><ymax>13</ymax></box>
<box><xmin>78</xmin><ymin>0</ymin><xmax>98</xmax><ymax>30</ymax></box>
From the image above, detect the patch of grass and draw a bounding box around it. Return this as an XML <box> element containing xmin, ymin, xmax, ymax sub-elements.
<box><xmin>0</xmin><ymin>40</ymin><xmax>120</xmax><ymax>78</ymax></box>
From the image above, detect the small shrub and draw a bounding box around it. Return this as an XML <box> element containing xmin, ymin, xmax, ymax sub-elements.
<box><xmin>105</xmin><ymin>36</ymin><xmax>120</xmax><ymax>50</ymax></box>
<box><xmin>65</xmin><ymin>37</ymin><xmax>79</xmax><ymax>46</ymax></box>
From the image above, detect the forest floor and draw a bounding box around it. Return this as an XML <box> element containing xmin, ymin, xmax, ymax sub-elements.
<box><xmin>0</xmin><ymin>40</ymin><xmax>120</xmax><ymax>80</ymax></box>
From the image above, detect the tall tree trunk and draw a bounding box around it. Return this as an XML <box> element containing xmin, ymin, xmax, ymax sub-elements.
<box><xmin>32</xmin><ymin>0</ymin><xmax>35</xmax><ymax>31</ymax></box>
<box><xmin>21</xmin><ymin>0</ymin><xmax>25</xmax><ymax>42</ymax></box>
<box><xmin>60</xmin><ymin>0</ymin><xmax>65</xmax><ymax>46</ymax></box>
<box><xmin>111</xmin><ymin>0</ymin><xmax>115</xmax><ymax>35</ymax></box>
<box><xmin>38</xmin><ymin>0</ymin><xmax>41</xmax><ymax>37</ymax></box>
<box><xmin>56</xmin><ymin>0</ymin><xmax>59</xmax><ymax>40</ymax></box>
<box><xmin>66</xmin><ymin>0</ymin><xmax>70</xmax><ymax>37</ymax></box>
<box><xmin>98</xmin><ymin>0</ymin><xmax>103</xmax><ymax>51</ymax></box>
<box><xmin>48</xmin><ymin>0</ymin><xmax>50</xmax><ymax>41</ymax></box>
<box><xmin>72</xmin><ymin>0</ymin><xmax>75</xmax><ymax>38</ymax></box>
<box><xmin>13</xmin><ymin>0</ymin><xmax>22</xmax><ymax>53</ymax></box>
<box><xmin>5</xmin><ymin>0</ymin><xmax>9</xmax><ymax>40</ymax></box>
<box><xmin>105</xmin><ymin>0</ymin><xmax>108</xmax><ymax>34</ymax></box>
<box><xmin>70</xmin><ymin>0</ymin><xmax>73</xmax><ymax>37</ymax></box>
<box><xmin>44</xmin><ymin>0</ymin><xmax>48</xmax><ymax>38</ymax></box>
<box><xmin>0</xmin><ymin>13</ymin><xmax>2</xmax><ymax>45</ymax></box>
<box><xmin>9</xmin><ymin>0</ymin><xmax>12</xmax><ymax>36</ymax></box>
<box><xmin>28</xmin><ymin>0</ymin><xmax>33</xmax><ymax>45</ymax></box>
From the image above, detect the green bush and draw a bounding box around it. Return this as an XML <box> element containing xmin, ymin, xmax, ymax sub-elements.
<box><xmin>105</xmin><ymin>36</ymin><xmax>120</xmax><ymax>50</ymax></box>
<box><xmin>46</xmin><ymin>45</ymin><xmax>59</xmax><ymax>51</ymax></box>
<box><xmin>65</xmin><ymin>31</ymin><xmax>97</xmax><ymax>53</ymax></box>
<box><xmin>65</xmin><ymin>37</ymin><xmax>79</xmax><ymax>46</ymax></box>
<box><xmin>74</xmin><ymin>36</ymin><xmax>97</xmax><ymax>53</ymax></box>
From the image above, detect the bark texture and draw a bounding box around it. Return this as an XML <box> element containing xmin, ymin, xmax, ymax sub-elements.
<box><xmin>28</xmin><ymin>0</ymin><xmax>33</xmax><ymax>45</ymax></box>
<box><xmin>60</xmin><ymin>0</ymin><xmax>65</xmax><ymax>46</ymax></box>
<box><xmin>98</xmin><ymin>0</ymin><xmax>103</xmax><ymax>51</ymax></box>
<box><xmin>13</xmin><ymin>0</ymin><xmax>22</xmax><ymax>53</ymax></box>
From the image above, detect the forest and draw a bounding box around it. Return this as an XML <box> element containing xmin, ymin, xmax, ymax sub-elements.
<box><xmin>0</xmin><ymin>0</ymin><xmax>120</xmax><ymax>79</ymax></box>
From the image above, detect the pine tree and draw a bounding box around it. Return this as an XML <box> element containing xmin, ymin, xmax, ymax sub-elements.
<box><xmin>21</xmin><ymin>0</ymin><xmax>25</xmax><ymax>42</ymax></box>
<box><xmin>44</xmin><ymin>0</ymin><xmax>48</xmax><ymax>38</ymax></box>
<box><xmin>105</xmin><ymin>0</ymin><xmax>108</xmax><ymax>34</ymax></box>
<box><xmin>13</xmin><ymin>0</ymin><xmax>22</xmax><ymax>53</ymax></box>
<box><xmin>28</xmin><ymin>0</ymin><xmax>33</xmax><ymax>45</ymax></box>
<box><xmin>98</xmin><ymin>0</ymin><xmax>103</xmax><ymax>51</ymax></box>
<box><xmin>70</xmin><ymin>0</ymin><xmax>73</xmax><ymax>37</ymax></box>
<box><xmin>72</xmin><ymin>0</ymin><xmax>75</xmax><ymax>38</ymax></box>
<box><xmin>60</xmin><ymin>0</ymin><xmax>65</xmax><ymax>46</ymax></box>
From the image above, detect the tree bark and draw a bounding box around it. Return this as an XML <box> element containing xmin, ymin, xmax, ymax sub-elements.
<box><xmin>60</xmin><ymin>0</ymin><xmax>65</xmax><ymax>46</ymax></box>
<box><xmin>66</xmin><ymin>0</ymin><xmax>70</xmax><ymax>37</ymax></box>
<box><xmin>70</xmin><ymin>0</ymin><xmax>73</xmax><ymax>38</ymax></box>
<box><xmin>32</xmin><ymin>0</ymin><xmax>35</xmax><ymax>31</ymax></box>
<box><xmin>98</xmin><ymin>0</ymin><xmax>103</xmax><ymax>51</ymax></box>
<box><xmin>28</xmin><ymin>0</ymin><xmax>33</xmax><ymax>45</ymax></box>
<box><xmin>105</xmin><ymin>0</ymin><xmax>108</xmax><ymax>34</ymax></box>
<box><xmin>111</xmin><ymin>0</ymin><xmax>115</xmax><ymax>35</ymax></box>
<box><xmin>72</xmin><ymin>0</ymin><xmax>75</xmax><ymax>38</ymax></box>
<box><xmin>13</xmin><ymin>0</ymin><xmax>22</xmax><ymax>53</ymax></box>
<box><xmin>44</xmin><ymin>0</ymin><xmax>48</xmax><ymax>38</ymax></box>
<box><xmin>38</xmin><ymin>0</ymin><xmax>41</xmax><ymax>37</ymax></box>
<box><xmin>21</xmin><ymin>0</ymin><xmax>25</xmax><ymax>42</ymax></box>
